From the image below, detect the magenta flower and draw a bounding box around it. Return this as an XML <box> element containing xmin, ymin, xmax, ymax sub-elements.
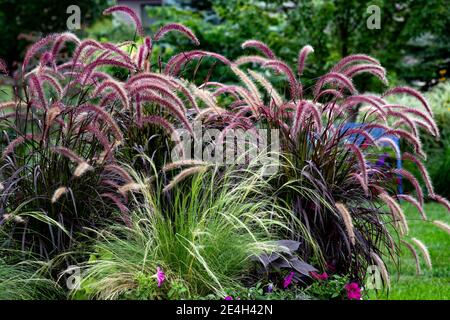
<box><xmin>310</xmin><ymin>271</ymin><xmax>329</xmax><ymax>281</ymax></box>
<box><xmin>283</xmin><ymin>272</ymin><xmax>295</xmax><ymax>288</ymax></box>
<box><xmin>156</xmin><ymin>267</ymin><xmax>165</xmax><ymax>287</ymax></box>
<box><xmin>344</xmin><ymin>282</ymin><xmax>361</xmax><ymax>300</ymax></box>
<box><xmin>224</xmin><ymin>296</ymin><xmax>233</xmax><ymax>300</ymax></box>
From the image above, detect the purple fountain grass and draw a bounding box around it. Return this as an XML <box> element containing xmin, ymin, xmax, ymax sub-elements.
<box><xmin>241</xmin><ymin>40</ymin><xmax>276</xmax><ymax>59</ymax></box>
<box><xmin>103</xmin><ymin>5</ymin><xmax>144</xmax><ymax>37</ymax></box>
<box><xmin>392</xmin><ymin>168</ymin><xmax>424</xmax><ymax>206</ymax></box>
<box><xmin>402</xmin><ymin>152</ymin><xmax>434</xmax><ymax>196</ymax></box>
<box><xmin>165</xmin><ymin>50</ymin><xmax>231</xmax><ymax>76</ymax></box>
<box><xmin>93</xmin><ymin>79</ymin><xmax>130</xmax><ymax>110</ymax></box>
<box><xmin>383</xmin><ymin>86</ymin><xmax>433</xmax><ymax>117</ymax></box>
<box><xmin>234</xmin><ymin>55</ymin><xmax>268</xmax><ymax>66</ymax></box>
<box><xmin>28</xmin><ymin>73</ymin><xmax>47</xmax><ymax>109</ymax></box>
<box><xmin>297</xmin><ymin>45</ymin><xmax>314</xmax><ymax>76</ymax></box>
<box><xmin>138</xmin><ymin>93</ymin><xmax>193</xmax><ymax>133</ymax></box>
<box><xmin>264</xmin><ymin>59</ymin><xmax>300</xmax><ymax>99</ymax></box>
<box><xmin>314</xmin><ymin>72</ymin><xmax>357</xmax><ymax>97</ymax></box>
<box><xmin>344</xmin><ymin>143</ymin><xmax>368</xmax><ymax>188</ymax></box>
<box><xmin>331</xmin><ymin>54</ymin><xmax>380</xmax><ymax>73</ymax></box>
<box><xmin>22</xmin><ymin>33</ymin><xmax>57</xmax><ymax>73</ymax></box>
<box><xmin>397</xmin><ymin>194</ymin><xmax>427</xmax><ymax>220</ymax></box>
<box><xmin>104</xmin><ymin>164</ymin><xmax>133</xmax><ymax>184</ymax></box>
<box><xmin>154</xmin><ymin>23</ymin><xmax>200</xmax><ymax>46</ymax></box>
<box><xmin>76</xmin><ymin>104</ymin><xmax>124</xmax><ymax>142</ymax></box>
<box><xmin>2</xmin><ymin>134</ymin><xmax>41</xmax><ymax>159</ymax></box>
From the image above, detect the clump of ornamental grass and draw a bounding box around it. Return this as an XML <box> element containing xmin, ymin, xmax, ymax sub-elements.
<box><xmin>0</xmin><ymin>6</ymin><xmax>207</xmax><ymax>258</ymax></box>
<box><xmin>184</xmin><ymin>41</ymin><xmax>450</xmax><ymax>283</ymax></box>
<box><xmin>0</xmin><ymin>250</ymin><xmax>62</xmax><ymax>300</ymax></box>
<box><xmin>69</xmin><ymin>159</ymin><xmax>295</xmax><ymax>300</ymax></box>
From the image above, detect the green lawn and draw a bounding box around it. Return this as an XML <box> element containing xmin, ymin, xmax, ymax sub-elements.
<box><xmin>373</xmin><ymin>202</ymin><xmax>450</xmax><ymax>300</ymax></box>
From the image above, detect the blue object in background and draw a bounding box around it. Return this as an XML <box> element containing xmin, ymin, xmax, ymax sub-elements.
<box><xmin>341</xmin><ymin>122</ymin><xmax>403</xmax><ymax>194</ymax></box>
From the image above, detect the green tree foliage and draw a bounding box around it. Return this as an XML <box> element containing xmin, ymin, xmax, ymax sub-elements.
<box><xmin>136</xmin><ymin>0</ymin><xmax>449</xmax><ymax>89</ymax></box>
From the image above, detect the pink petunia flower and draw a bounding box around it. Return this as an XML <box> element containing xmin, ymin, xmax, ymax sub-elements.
<box><xmin>310</xmin><ymin>271</ymin><xmax>329</xmax><ymax>281</ymax></box>
<box><xmin>344</xmin><ymin>282</ymin><xmax>361</xmax><ymax>300</ymax></box>
<box><xmin>224</xmin><ymin>296</ymin><xmax>233</xmax><ymax>300</ymax></box>
<box><xmin>156</xmin><ymin>267</ymin><xmax>165</xmax><ymax>287</ymax></box>
<box><xmin>283</xmin><ymin>272</ymin><xmax>295</xmax><ymax>288</ymax></box>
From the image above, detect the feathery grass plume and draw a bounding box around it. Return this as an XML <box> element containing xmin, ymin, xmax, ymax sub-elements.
<box><xmin>94</xmin><ymin>80</ymin><xmax>129</xmax><ymax>110</ymax></box>
<box><xmin>77</xmin><ymin>104</ymin><xmax>123</xmax><ymax>142</ymax></box>
<box><xmin>264</xmin><ymin>59</ymin><xmax>300</xmax><ymax>99</ymax></box>
<box><xmin>71</xmin><ymin>39</ymin><xmax>103</xmax><ymax>65</ymax></box>
<box><xmin>85</xmin><ymin>124</ymin><xmax>112</xmax><ymax>152</ymax></box>
<box><xmin>383</xmin><ymin>86</ymin><xmax>433</xmax><ymax>117</ymax></box>
<box><xmin>51</xmin><ymin>32</ymin><xmax>80</xmax><ymax>57</ymax></box>
<box><xmin>343</xmin><ymin>128</ymin><xmax>376</xmax><ymax>146</ymax></box>
<box><xmin>139</xmin><ymin>93</ymin><xmax>193</xmax><ymax>133</ymax></box>
<box><xmin>39</xmin><ymin>74</ymin><xmax>63</xmax><ymax>97</ymax></box>
<box><xmin>163</xmin><ymin>159</ymin><xmax>209</xmax><ymax>172</ymax></box>
<box><xmin>81</xmin><ymin>58</ymin><xmax>135</xmax><ymax>84</ymax></box>
<box><xmin>397</xmin><ymin>194</ymin><xmax>427</xmax><ymax>220</ymax></box>
<box><xmin>314</xmin><ymin>88</ymin><xmax>344</xmax><ymax>101</ymax></box>
<box><xmin>0</xmin><ymin>101</ymin><xmax>16</xmax><ymax>111</ymax></box>
<box><xmin>344</xmin><ymin>143</ymin><xmax>368</xmax><ymax>187</ymax></box>
<box><xmin>248</xmin><ymin>69</ymin><xmax>283</xmax><ymax>106</ymax></box>
<box><xmin>2</xmin><ymin>134</ymin><xmax>40</xmax><ymax>159</ymax></box>
<box><xmin>101</xmin><ymin>192</ymin><xmax>129</xmax><ymax>214</ymax></box>
<box><xmin>392</xmin><ymin>168</ymin><xmax>424</xmax><ymax>206</ymax></box>
<box><xmin>163</xmin><ymin>166</ymin><xmax>207</xmax><ymax>192</ymax></box>
<box><xmin>74</xmin><ymin>162</ymin><xmax>93</xmax><ymax>178</ymax></box>
<box><xmin>386</xmin><ymin>128</ymin><xmax>425</xmax><ymax>158</ymax></box>
<box><xmin>370</xmin><ymin>251</ymin><xmax>390</xmax><ymax>288</ymax></box>
<box><xmin>51</xmin><ymin>187</ymin><xmax>69</xmax><ymax>203</ymax></box>
<box><xmin>297</xmin><ymin>45</ymin><xmax>314</xmax><ymax>76</ymax></box>
<box><xmin>136</xmin><ymin>43</ymin><xmax>148</xmax><ymax>70</ymax></box>
<box><xmin>154</xmin><ymin>23</ymin><xmax>200</xmax><ymax>45</ymax></box>
<box><xmin>0</xmin><ymin>58</ymin><xmax>8</xmax><ymax>74</ymax></box>
<box><xmin>378</xmin><ymin>192</ymin><xmax>408</xmax><ymax>236</ymax></box>
<box><xmin>103</xmin><ymin>5</ymin><xmax>144</xmax><ymax>36</ymax></box>
<box><xmin>331</xmin><ymin>54</ymin><xmax>380</xmax><ymax>73</ymax></box>
<box><xmin>314</xmin><ymin>72</ymin><xmax>357</xmax><ymax>97</ymax></box>
<box><xmin>51</xmin><ymin>146</ymin><xmax>84</xmax><ymax>164</ymax></box>
<box><xmin>335</xmin><ymin>203</ymin><xmax>355</xmax><ymax>245</ymax></box>
<box><xmin>128</xmin><ymin>82</ymin><xmax>186</xmax><ymax>112</ymax></box>
<box><xmin>411</xmin><ymin>238</ymin><xmax>432</xmax><ymax>269</ymax></box>
<box><xmin>165</xmin><ymin>50</ymin><xmax>231</xmax><ymax>76</ymax></box>
<box><xmin>241</xmin><ymin>40</ymin><xmax>276</xmax><ymax>59</ymax></box>
<box><xmin>400</xmin><ymin>240</ymin><xmax>421</xmax><ymax>275</ymax></box>
<box><xmin>140</xmin><ymin>115</ymin><xmax>182</xmax><ymax>147</ymax></box>
<box><xmin>28</xmin><ymin>74</ymin><xmax>47</xmax><ymax>108</ymax></box>
<box><xmin>344</xmin><ymin>64</ymin><xmax>387</xmax><ymax>83</ymax></box>
<box><xmin>230</xmin><ymin>66</ymin><xmax>262</xmax><ymax>105</ymax></box>
<box><xmin>118</xmin><ymin>183</ymin><xmax>141</xmax><ymax>195</ymax></box>
<box><xmin>385</xmin><ymin>104</ymin><xmax>439</xmax><ymax>137</ymax></box>
<box><xmin>101</xmin><ymin>42</ymin><xmax>136</xmax><ymax>66</ymax></box>
<box><xmin>342</xmin><ymin>95</ymin><xmax>386</xmax><ymax>118</ymax></box>
<box><xmin>386</xmin><ymin>109</ymin><xmax>418</xmax><ymax>136</ymax></box>
<box><xmin>22</xmin><ymin>33</ymin><xmax>57</xmax><ymax>73</ymax></box>
<box><xmin>234</xmin><ymin>55</ymin><xmax>267</xmax><ymax>66</ymax></box>
<box><xmin>402</xmin><ymin>152</ymin><xmax>434</xmax><ymax>196</ymax></box>
<box><xmin>429</xmin><ymin>194</ymin><xmax>450</xmax><ymax>213</ymax></box>
<box><xmin>104</xmin><ymin>164</ymin><xmax>133</xmax><ymax>183</ymax></box>
<box><xmin>433</xmin><ymin>220</ymin><xmax>450</xmax><ymax>235</ymax></box>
